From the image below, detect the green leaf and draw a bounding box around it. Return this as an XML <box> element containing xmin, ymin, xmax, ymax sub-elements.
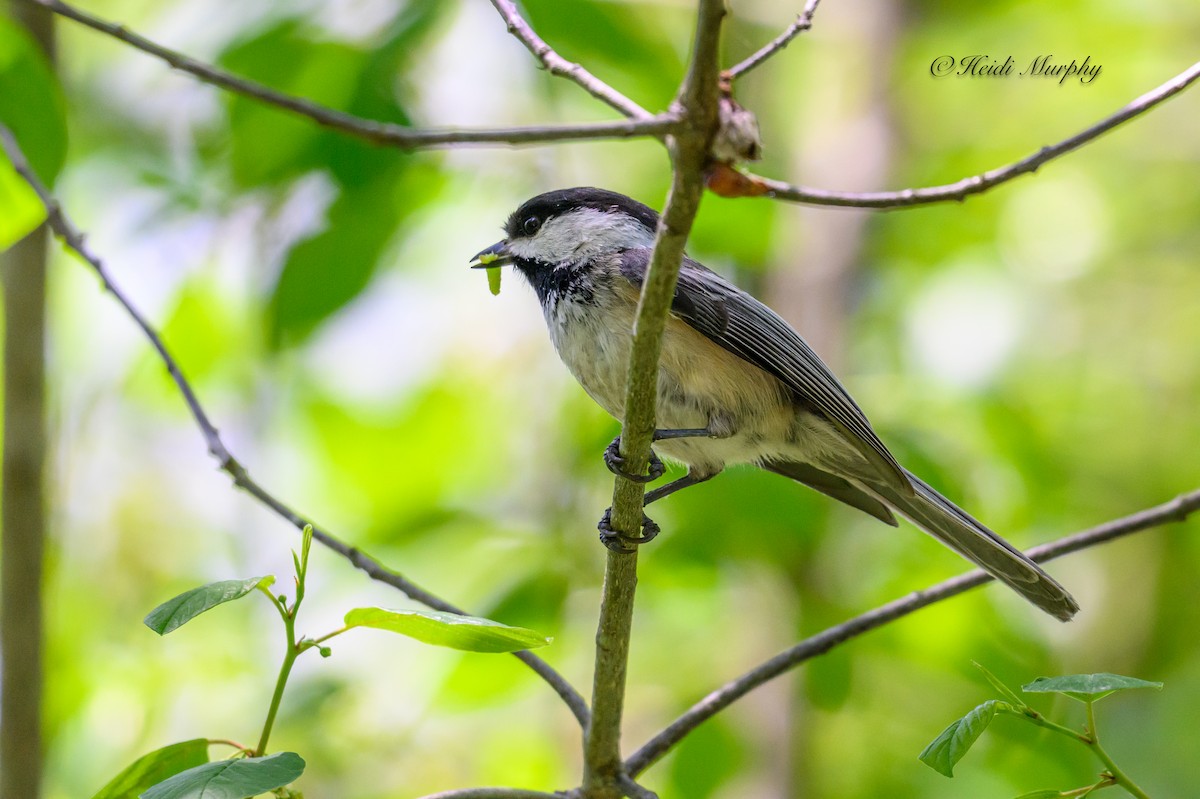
<box><xmin>519</xmin><ymin>0</ymin><xmax>682</xmax><ymax>110</ymax></box>
<box><xmin>91</xmin><ymin>739</ymin><xmax>209</xmax><ymax>799</ymax></box>
<box><xmin>144</xmin><ymin>576</ymin><xmax>275</xmax><ymax>635</ymax></box>
<box><xmin>1021</xmin><ymin>673</ymin><xmax>1164</xmax><ymax>703</ymax></box>
<box><xmin>344</xmin><ymin>607</ymin><xmax>551</xmax><ymax>653</ymax></box>
<box><xmin>919</xmin><ymin>700</ymin><xmax>1014</xmax><ymax>777</ymax></box>
<box><xmin>294</xmin><ymin>524</ymin><xmax>313</xmax><ymax>582</ymax></box>
<box><xmin>218</xmin><ymin>4</ymin><xmax>445</xmax><ymax>190</ymax></box>
<box><xmin>219</xmin><ymin>22</ymin><xmax>364</xmax><ymax>188</ymax></box>
<box><xmin>0</xmin><ymin>16</ymin><xmax>68</xmax><ymax>249</ymax></box>
<box><xmin>140</xmin><ymin>752</ymin><xmax>304</xmax><ymax>799</ymax></box>
<box><xmin>1013</xmin><ymin>791</ymin><xmax>1064</xmax><ymax>799</ymax></box>
<box><xmin>973</xmin><ymin>661</ymin><xmax>1027</xmax><ymax>708</ymax></box>
<box><xmin>267</xmin><ymin>174</ymin><xmax>399</xmax><ymax>347</ymax></box>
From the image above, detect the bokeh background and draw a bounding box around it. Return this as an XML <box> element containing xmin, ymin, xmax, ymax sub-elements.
<box><xmin>3</xmin><ymin>0</ymin><xmax>1199</xmax><ymax>796</ymax></box>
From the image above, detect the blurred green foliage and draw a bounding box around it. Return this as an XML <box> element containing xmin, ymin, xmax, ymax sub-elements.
<box><xmin>0</xmin><ymin>13</ymin><xmax>67</xmax><ymax>246</ymax></box>
<box><xmin>2</xmin><ymin>0</ymin><xmax>1198</xmax><ymax>797</ymax></box>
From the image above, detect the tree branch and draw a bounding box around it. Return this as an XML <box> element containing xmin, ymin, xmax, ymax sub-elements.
<box><xmin>18</xmin><ymin>0</ymin><xmax>678</xmax><ymax>149</ymax></box>
<box><xmin>18</xmin><ymin>0</ymin><xmax>1200</xmax><ymax>790</ymax></box>
<box><xmin>25</xmin><ymin>0</ymin><xmax>1199</xmax><ymax>216</ymax></box>
<box><xmin>723</xmin><ymin>0</ymin><xmax>822</xmax><ymax>81</ymax></box>
<box><xmin>580</xmin><ymin>2</ymin><xmax>727</xmax><ymax>798</ymax></box>
<box><xmin>0</xmin><ymin>7</ymin><xmax>53</xmax><ymax>798</ymax></box>
<box><xmin>487</xmin><ymin>0</ymin><xmax>651</xmax><ymax>120</ymax></box>
<box><xmin>624</xmin><ymin>487</ymin><xmax>1200</xmax><ymax>776</ymax></box>
<box><xmin>0</xmin><ymin>124</ymin><xmax>590</xmax><ymax>730</ymax></box>
<box><xmin>745</xmin><ymin>58</ymin><xmax>1200</xmax><ymax>209</ymax></box>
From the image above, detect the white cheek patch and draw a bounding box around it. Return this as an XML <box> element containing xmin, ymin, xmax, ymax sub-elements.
<box><xmin>507</xmin><ymin>207</ymin><xmax>657</xmax><ymax>263</ymax></box>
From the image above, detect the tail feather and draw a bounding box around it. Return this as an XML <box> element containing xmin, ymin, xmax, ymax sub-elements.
<box><xmin>870</xmin><ymin>470</ymin><xmax>1079</xmax><ymax>622</ymax></box>
<box><xmin>760</xmin><ymin>459</ymin><xmax>899</xmax><ymax>527</ymax></box>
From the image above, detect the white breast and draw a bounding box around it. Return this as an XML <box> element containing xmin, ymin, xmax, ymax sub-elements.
<box><xmin>544</xmin><ymin>283</ymin><xmax>637</xmax><ymax>419</ymax></box>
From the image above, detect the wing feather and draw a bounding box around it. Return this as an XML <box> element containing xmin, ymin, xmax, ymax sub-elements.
<box><xmin>620</xmin><ymin>249</ymin><xmax>911</xmax><ymax>493</ymax></box>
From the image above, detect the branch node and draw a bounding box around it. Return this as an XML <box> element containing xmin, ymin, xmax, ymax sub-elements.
<box><xmin>711</xmin><ymin>94</ymin><xmax>762</xmax><ymax>163</ymax></box>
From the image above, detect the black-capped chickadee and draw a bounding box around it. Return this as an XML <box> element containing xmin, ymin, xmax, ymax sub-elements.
<box><xmin>471</xmin><ymin>187</ymin><xmax>1078</xmax><ymax>622</ymax></box>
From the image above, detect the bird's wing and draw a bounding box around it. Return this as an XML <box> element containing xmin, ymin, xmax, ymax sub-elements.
<box><xmin>619</xmin><ymin>248</ymin><xmax>912</xmax><ymax>494</ymax></box>
<box><xmin>759</xmin><ymin>459</ymin><xmax>899</xmax><ymax>526</ymax></box>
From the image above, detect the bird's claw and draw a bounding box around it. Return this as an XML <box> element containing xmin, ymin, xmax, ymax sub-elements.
<box><xmin>597</xmin><ymin>507</ymin><xmax>661</xmax><ymax>553</ymax></box>
<box><xmin>603</xmin><ymin>436</ymin><xmax>665</xmax><ymax>483</ymax></box>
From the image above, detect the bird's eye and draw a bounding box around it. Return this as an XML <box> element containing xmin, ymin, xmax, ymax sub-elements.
<box><xmin>522</xmin><ymin>216</ymin><xmax>542</xmax><ymax>236</ymax></box>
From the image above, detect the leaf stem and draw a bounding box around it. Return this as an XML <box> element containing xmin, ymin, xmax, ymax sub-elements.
<box><xmin>309</xmin><ymin>626</ymin><xmax>350</xmax><ymax>646</ymax></box>
<box><xmin>255</xmin><ymin>527</ymin><xmax>315</xmax><ymax>756</ymax></box>
<box><xmin>1085</xmin><ymin>701</ymin><xmax>1151</xmax><ymax>799</ymax></box>
<box><xmin>258</xmin><ymin>584</ymin><xmax>289</xmax><ymax>622</ymax></box>
<box><xmin>1062</xmin><ymin>775</ymin><xmax>1116</xmax><ymax>797</ymax></box>
<box><xmin>1010</xmin><ymin>708</ymin><xmax>1091</xmax><ymax>744</ymax></box>
<box><xmin>255</xmin><ymin>611</ymin><xmax>299</xmax><ymax>756</ymax></box>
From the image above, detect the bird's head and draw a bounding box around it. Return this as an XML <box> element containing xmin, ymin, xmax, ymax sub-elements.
<box><xmin>470</xmin><ymin>187</ymin><xmax>659</xmax><ymax>272</ymax></box>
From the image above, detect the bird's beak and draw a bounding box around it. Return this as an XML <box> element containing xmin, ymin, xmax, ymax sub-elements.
<box><xmin>469</xmin><ymin>240</ymin><xmax>512</xmax><ymax>269</ymax></box>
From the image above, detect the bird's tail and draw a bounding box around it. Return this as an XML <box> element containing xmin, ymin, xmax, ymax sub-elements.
<box><xmin>870</xmin><ymin>471</ymin><xmax>1079</xmax><ymax>622</ymax></box>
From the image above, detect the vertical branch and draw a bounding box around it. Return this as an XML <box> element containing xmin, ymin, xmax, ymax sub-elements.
<box><xmin>581</xmin><ymin>1</ymin><xmax>726</xmax><ymax>796</ymax></box>
<box><xmin>0</xmin><ymin>230</ymin><xmax>49</xmax><ymax>799</ymax></box>
<box><xmin>0</xmin><ymin>5</ymin><xmax>53</xmax><ymax>798</ymax></box>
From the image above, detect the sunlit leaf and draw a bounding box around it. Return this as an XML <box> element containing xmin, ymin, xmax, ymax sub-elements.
<box><xmin>919</xmin><ymin>700</ymin><xmax>1014</xmax><ymax>777</ymax></box>
<box><xmin>139</xmin><ymin>752</ymin><xmax>304</xmax><ymax>799</ymax></box>
<box><xmin>90</xmin><ymin>739</ymin><xmax>209</xmax><ymax>799</ymax></box>
<box><xmin>344</xmin><ymin>607</ymin><xmax>551</xmax><ymax>653</ymax></box>
<box><xmin>0</xmin><ymin>16</ymin><xmax>67</xmax><ymax>249</ymax></box>
<box><xmin>0</xmin><ymin>164</ymin><xmax>44</xmax><ymax>251</ymax></box>
<box><xmin>143</xmin><ymin>576</ymin><xmax>275</xmax><ymax>635</ymax></box>
<box><xmin>1021</xmin><ymin>673</ymin><xmax>1163</xmax><ymax>704</ymax></box>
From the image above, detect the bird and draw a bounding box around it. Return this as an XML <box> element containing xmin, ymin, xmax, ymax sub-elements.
<box><xmin>470</xmin><ymin>187</ymin><xmax>1079</xmax><ymax>622</ymax></box>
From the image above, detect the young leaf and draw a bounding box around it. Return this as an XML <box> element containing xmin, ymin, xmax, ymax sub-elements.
<box><xmin>343</xmin><ymin>607</ymin><xmax>551</xmax><ymax>653</ymax></box>
<box><xmin>1021</xmin><ymin>673</ymin><xmax>1163</xmax><ymax>704</ymax></box>
<box><xmin>300</xmin><ymin>525</ymin><xmax>313</xmax><ymax>572</ymax></box>
<box><xmin>972</xmin><ymin>661</ymin><xmax>1027</xmax><ymax>708</ymax></box>
<box><xmin>144</xmin><ymin>577</ymin><xmax>276</xmax><ymax>635</ymax></box>
<box><xmin>91</xmin><ymin>739</ymin><xmax>209</xmax><ymax>799</ymax></box>
<box><xmin>140</xmin><ymin>752</ymin><xmax>304</xmax><ymax>799</ymax></box>
<box><xmin>919</xmin><ymin>700</ymin><xmax>1014</xmax><ymax>777</ymax></box>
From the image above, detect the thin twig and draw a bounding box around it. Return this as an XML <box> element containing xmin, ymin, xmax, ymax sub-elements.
<box><xmin>0</xmin><ymin>124</ymin><xmax>590</xmax><ymax>730</ymax></box>
<box><xmin>724</xmin><ymin>0</ymin><xmax>822</xmax><ymax>81</ymax></box>
<box><xmin>25</xmin><ymin>0</ymin><xmax>1200</xmax><ymax>216</ymax></box>
<box><xmin>19</xmin><ymin>0</ymin><xmax>677</xmax><ymax>149</ymax></box>
<box><xmin>625</xmin><ymin>488</ymin><xmax>1200</xmax><ymax>775</ymax></box>
<box><xmin>748</xmin><ymin>58</ymin><xmax>1200</xmax><ymax>209</ymax></box>
<box><xmin>417</xmin><ymin>788</ymin><xmax>569</xmax><ymax>799</ymax></box>
<box><xmin>487</xmin><ymin>0</ymin><xmax>651</xmax><ymax>120</ymax></box>
<box><xmin>580</xmin><ymin>3</ymin><xmax>727</xmax><ymax>798</ymax></box>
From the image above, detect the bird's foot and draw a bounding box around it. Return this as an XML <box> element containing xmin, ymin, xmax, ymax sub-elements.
<box><xmin>603</xmin><ymin>435</ymin><xmax>665</xmax><ymax>483</ymax></box>
<box><xmin>597</xmin><ymin>507</ymin><xmax>661</xmax><ymax>553</ymax></box>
